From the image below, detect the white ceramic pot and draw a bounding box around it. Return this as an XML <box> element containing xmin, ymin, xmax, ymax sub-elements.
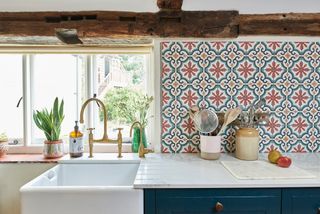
<box><xmin>200</xmin><ymin>135</ymin><xmax>221</xmax><ymax>160</ymax></box>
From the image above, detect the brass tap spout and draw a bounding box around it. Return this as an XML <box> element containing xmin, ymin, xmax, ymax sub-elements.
<box><xmin>79</xmin><ymin>97</ymin><xmax>123</xmax><ymax>158</ymax></box>
<box><xmin>130</xmin><ymin>121</ymin><xmax>152</xmax><ymax>158</ymax></box>
<box><xmin>80</xmin><ymin>97</ymin><xmax>108</xmax><ymax>141</ymax></box>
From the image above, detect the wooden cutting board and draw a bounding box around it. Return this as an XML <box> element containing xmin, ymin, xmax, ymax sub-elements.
<box><xmin>221</xmin><ymin>160</ymin><xmax>316</xmax><ymax>180</ymax></box>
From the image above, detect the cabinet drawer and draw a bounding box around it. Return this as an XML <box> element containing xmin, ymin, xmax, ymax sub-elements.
<box><xmin>155</xmin><ymin>189</ymin><xmax>281</xmax><ymax>214</ymax></box>
<box><xmin>282</xmin><ymin>188</ymin><xmax>320</xmax><ymax>214</ymax></box>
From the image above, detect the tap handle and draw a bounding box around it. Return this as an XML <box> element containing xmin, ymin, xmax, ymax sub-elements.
<box><xmin>87</xmin><ymin>128</ymin><xmax>95</xmax><ymax>133</ymax></box>
<box><xmin>145</xmin><ymin>148</ymin><xmax>154</xmax><ymax>153</ymax></box>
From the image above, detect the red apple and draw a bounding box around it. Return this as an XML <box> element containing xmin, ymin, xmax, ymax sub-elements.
<box><xmin>277</xmin><ymin>156</ymin><xmax>292</xmax><ymax>168</ymax></box>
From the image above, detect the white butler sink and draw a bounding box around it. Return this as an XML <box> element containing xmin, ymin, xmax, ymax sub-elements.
<box><xmin>20</xmin><ymin>159</ymin><xmax>142</xmax><ymax>214</ymax></box>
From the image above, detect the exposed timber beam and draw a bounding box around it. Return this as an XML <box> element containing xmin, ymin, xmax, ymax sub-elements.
<box><xmin>157</xmin><ymin>0</ymin><xmax>183</xmax><ymax>11</ymax></box>
<box><xmin>240</xmin><ymin>13</ymin><xmax>320</xmax><ymax>36</ymax></box>
<box><xmin>1</xmin><ymin>11</ymin><xmax>320</xmax><ymax>42</ymax></box>
<box><xmin>0</xmin><ymin>11</ymin><xmax>239</xmax><ymax>38</ymax></box>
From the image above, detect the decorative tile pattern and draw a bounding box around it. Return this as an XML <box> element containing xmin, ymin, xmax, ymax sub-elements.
<box><xmin>161</xmin><ymin>41</ymin><xmax>320</xmax><ymax>153</ymax></box>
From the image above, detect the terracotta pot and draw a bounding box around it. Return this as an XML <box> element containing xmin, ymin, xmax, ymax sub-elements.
<box><xmin>0</xmin><ymin>141</ymin><xmax>8</xmax><ymax>157</ymax></box>
<box><xmin>43</xmin><ymin>140</ymin><xmax>64</xmax><ymax>159</ymax></box>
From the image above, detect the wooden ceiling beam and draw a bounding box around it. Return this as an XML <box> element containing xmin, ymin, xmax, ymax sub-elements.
<box><xmin>157</xmin><ymin>0</ymin><xmax>183</xmax><ymax>11</ymax></box>
<box><xmin>0</xmin><ymin>11</ymin><xmax>239</xmax><ymax>38</ymax></box>
<box><xmin>1</xmin><ymin>11</ymin><xmax>320</xmax><ymax>40</ymax></box>
<box><xmin>240</xmin><ymin>13</ymin><xmax>320</xmax><ymax>36</ymax></box>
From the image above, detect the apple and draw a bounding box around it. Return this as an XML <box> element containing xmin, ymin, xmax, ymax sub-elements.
<box><xmin>268</xmin><ymin>150</ymin><xmax>282</xmax><ymax>164</ymax></box>
<box><xmin>277</xmin><ymin>156</ymin><xmax>292</xmax><ymax>168</ymax></box>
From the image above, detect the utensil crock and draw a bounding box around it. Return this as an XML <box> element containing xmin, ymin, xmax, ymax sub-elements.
<box><xmin>200</xmin><ymin>135</ymin><xmax>221</xmax><ymax>160</ymax></box>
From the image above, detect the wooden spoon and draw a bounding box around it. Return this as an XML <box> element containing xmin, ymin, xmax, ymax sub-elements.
<box><xmin>217</xmin><ymin>107</ymin><xmax>242</xmax><ymax>135</ymax></box>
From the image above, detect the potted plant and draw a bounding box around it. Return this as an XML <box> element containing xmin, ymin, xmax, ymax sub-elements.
<box><xmin>0</xmin><ymin>132</ymin><xmax>8</xmax><ymax>157</ymax></box>
<box><xmin>33</xmin><ymin>97</ymin><xmax>65</xmax><ymax>158</ymax></box>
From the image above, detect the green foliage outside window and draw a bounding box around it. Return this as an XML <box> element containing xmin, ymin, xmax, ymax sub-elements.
<box><xmin>119</xmin><ymin>55</ymin><xmax>144</xmax><ymax>85</ymax></box>
<box><xmin>103</xmin><ymin>88</ymin><xmax>153</xmax><ymax>127</ymax></box>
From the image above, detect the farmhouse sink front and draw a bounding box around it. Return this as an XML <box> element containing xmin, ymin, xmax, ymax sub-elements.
<box><xmin>20</xmin><ymin>161</ymin><xmax>143</xmax><ymax>214</ymax></box>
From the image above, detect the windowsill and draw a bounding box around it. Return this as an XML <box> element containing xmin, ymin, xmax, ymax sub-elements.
<box><xmin>0</xmin><ymin>154</ymin><xmax>62</xmax><ymax>163</ymax></box>
<box><xmin>6</xmin><ymin>143</ymin><xmax>136</xmax><ymax>155</ymax></box>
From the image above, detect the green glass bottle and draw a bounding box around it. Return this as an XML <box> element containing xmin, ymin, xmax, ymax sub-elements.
<box><xmin>132</xmin><ymin>127</ymin><xmax>147</xmax><ymax>153</ymax></box>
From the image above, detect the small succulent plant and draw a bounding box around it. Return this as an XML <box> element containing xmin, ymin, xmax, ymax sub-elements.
<box><xmin>33</xmin><ymin>97</ymin><xmax>64</xmax><ymax>141</ymax></box>
<box><xmin>0</xmin><ymin>132</ymin><xmax>8</xmax><ymax>142</ymax></box>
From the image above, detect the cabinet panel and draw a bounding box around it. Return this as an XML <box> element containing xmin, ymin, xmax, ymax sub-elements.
<box><xmin>282</xmin><ymin>188</ymin><xmax>320</xmax><ymax>214</ymax></box>
<box><xmin>147</xmin><ymin>189</ymin><xmax>281</xmax><ymax>214</ymax></box>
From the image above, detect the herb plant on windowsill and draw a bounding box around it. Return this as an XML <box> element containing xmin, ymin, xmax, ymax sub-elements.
<box><xmin>33</xmin><ymin>97</ymin><xmax>65</xmax><ymax>159</ymax></box>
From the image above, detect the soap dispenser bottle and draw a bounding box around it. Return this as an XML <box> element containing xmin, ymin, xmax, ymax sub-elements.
<box><xmin>69</xmin><ymin>121</ymin><xmax>84</xmax><ymax>158</ymax></box>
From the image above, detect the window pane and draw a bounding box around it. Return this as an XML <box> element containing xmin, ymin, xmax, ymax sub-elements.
<box><xmin>32</xmin><ymin>54</ymin><xmax>85</xmax><ymax>144</ymax></box>
<box><xmin>93</xmin><ymin>54</ymin><xmax>150</xmax><ymax>143</ymax></box>
<box><xmin>0</xmin><ymin>54</ymin><xmax>23</xmax><ymax>145</ymax></box>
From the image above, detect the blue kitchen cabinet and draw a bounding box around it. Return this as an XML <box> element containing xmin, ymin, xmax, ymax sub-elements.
<box><xmin>282</xmin><ymin>188</ymin><xmax>320</xmax><ymax>214</ymax></box>
<box><xmin>145</xmin><ymin>189</ymin><xmax>281</xmax><ymax>214</ymax></box>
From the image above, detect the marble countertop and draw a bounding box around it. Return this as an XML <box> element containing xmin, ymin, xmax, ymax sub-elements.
<box><xmin>133</xmin><ymin>153</ymin><xmax>320</xmax><ymax>189</ymax></box>
<box><xmin>4</xmin><ymin>152</ymin><xmax>320</xmax><ymax>188</ymax></box>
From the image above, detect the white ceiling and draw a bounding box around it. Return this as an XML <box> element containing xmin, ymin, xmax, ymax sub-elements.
<box><xmin>0</xmin><ymin>0</ymin><xmax>319</xmax><ymax>13</ymax></box>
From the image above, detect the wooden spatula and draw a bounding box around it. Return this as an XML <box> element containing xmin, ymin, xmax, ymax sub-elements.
<box><xmin>217</xmin><ymin>107</ymin><xmax>242</xmax><ymax>135</ymax></box>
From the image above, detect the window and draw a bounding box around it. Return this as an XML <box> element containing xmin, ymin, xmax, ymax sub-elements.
<box><xmin>0</xmin><ymin>48</ymin><xmax>153</xmax><ymax>153</ymax></box>
<box><xmin>31</xmin><ymin>54</ymin><xmax>85</xmax><ymax>144</ymax></box>
<box><xmin>93</xmin><ymin>54</ymin><xmax>149</xmax><ymax>143</ymax></box>
<box><xmin>0</xmin><ymin>54</ymin><xmax>23</xmax><ymax>145</ymax></box>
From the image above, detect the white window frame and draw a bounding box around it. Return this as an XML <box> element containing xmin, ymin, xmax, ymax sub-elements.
<box><xmin>0</xmin><ymin>46</ymin><xmax>158</xmax><ymax>154</ymax></box>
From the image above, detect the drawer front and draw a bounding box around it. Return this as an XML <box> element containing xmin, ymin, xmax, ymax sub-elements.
<box><xmin>282</xmin><ymin>188</ymin><xmax>320</xmax><ymax>214</ymax></box>
<box><xmin>154</xmin><ymin>189</ymin><xmax>281</xmax><ymax>214</ymax></box>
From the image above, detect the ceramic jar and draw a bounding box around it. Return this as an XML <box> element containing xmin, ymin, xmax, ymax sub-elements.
<box><xmin>235</xmin><ymin>128</ymin><xmax>260</xmax><ymax>161</ymax></box>
<box><xmin>43</xmin><ymin>140</ymin><xmax>64</xmax><ymax>159</ymax></box>
<box><xmin>200</xmin><ymin>135</ymin><xmax>221</xmax><ymax>160</ymax></box>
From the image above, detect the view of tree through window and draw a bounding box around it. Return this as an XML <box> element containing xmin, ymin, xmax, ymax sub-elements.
<box><xmin>94</xmin><ymin>54</ymin><xmax>150</xmax><ymax>142</ymax></box>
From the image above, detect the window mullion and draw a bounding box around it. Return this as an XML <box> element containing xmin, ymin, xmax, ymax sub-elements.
<box><xmin>85</xmin><ymin>55</ymin><xmax>94</xmax><ymax>129</ymax></box>
<box><xmin>22</xmin><ymin>54</ymin><xmax>32</xmax><ymax>146</ymax></box>
<box><xmin>92</xmin><ymin>55</ymin><xmax>98</xmax><ymax>130</ymax></box>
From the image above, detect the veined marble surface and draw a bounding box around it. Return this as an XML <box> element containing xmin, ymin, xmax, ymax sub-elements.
<box><xmin>134</xmin><ymin>153</ymin><xmax>320</xmax><ymax>189</ymax></box>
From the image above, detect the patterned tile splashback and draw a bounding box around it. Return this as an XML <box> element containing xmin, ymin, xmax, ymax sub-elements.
<box><xmin>161</xmin><ymin>41</ymin><xmax>320</xmax><ymax>153</ymax></box>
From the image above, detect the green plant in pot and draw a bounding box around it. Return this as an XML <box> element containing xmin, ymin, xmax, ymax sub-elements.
<box><xmin>33</xmin><ymin>97</ymin><xmax>65</xmax><ymax>158</ymax></box>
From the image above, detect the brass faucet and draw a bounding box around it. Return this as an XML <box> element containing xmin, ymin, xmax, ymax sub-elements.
<box><xmin>80</xmin><ymin>97</ymin><xmax>123</xmax><ymax>158</ymax></box>
<box><xmin>130</xmin><ymin>121</ymin><xmax>152</xmax><ymax>158</ymax></box>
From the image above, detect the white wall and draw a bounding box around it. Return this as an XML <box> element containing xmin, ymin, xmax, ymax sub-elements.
<box><xmin>0</xmin><ymin>0</ymin><xmax>319</xmax><ymax>13</ymax></box>
<box><xmin>0</xmin><ymin>164</ymin><xmax>55</xmax><ymax>214</ymax></box>
<box><xmin>183</xmin><ymin>0</ymin><xmax>320</xmax><ymax>14</ymax></box>
<box><xmin>0</xmin><ymin>0</ymin><xmax>158</xmax><ymax>12</ymax></box>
